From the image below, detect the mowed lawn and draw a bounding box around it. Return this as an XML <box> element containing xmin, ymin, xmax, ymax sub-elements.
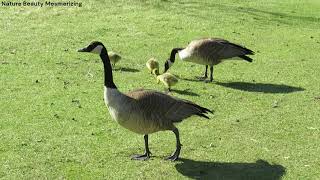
<box><xmin>1</xmin><ymin>0</ymin><xmax>320</xmax><ymax>179</ymax></box>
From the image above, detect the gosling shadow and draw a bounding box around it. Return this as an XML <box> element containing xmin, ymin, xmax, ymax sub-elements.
<box><xmin>216</xmin><ymin>81</ymin><xmax>304</xmax><ymax>93</ymax></box>
<box><xmin>113</xmin><ymin>67</ymin><xmax>140</xmax><ymax>73</ymax></box>
<box><xmin>171</xmin><ymin>89</ymin><xmax>200</xmax><ymax>97</ymax></box>
<box><xmin>175</xmin><ymin>158</ymin><xmax>286</xmax><ymax>180</ymax></box>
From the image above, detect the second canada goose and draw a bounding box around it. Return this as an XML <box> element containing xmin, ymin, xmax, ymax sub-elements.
<box><xmin>146</xmin><ymin>57</ymin><xmax>159</xmax><ymax>74</ymax></box>
<box><xmin>78</xmin><ymin>41</ymin><xmax>213</xmax><ymax>161</ymax></box>
<box><xmin>164</xmin><ymin>38</ymin><xmax>254</xmax><ymax>82</ymax></box>
<box><xmin>108</xmin><ymin>51</ymin><xmax>121</xmax><ymax>67</ymax></box>
<box><xmin>153</xmin><ymin>69</ymin><xmax>178</xmax><ymax>91</ymax></box>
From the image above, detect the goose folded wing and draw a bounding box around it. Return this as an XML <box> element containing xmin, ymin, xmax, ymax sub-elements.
<box><xmin>126</xmin><ymin>90</ymin><xmax>203</xmax><ymax>125</ymax></box>
<box><xmin>198</xmin><ymin>39</ymin><xmax>252</xmax><ymax>60</ymax></box>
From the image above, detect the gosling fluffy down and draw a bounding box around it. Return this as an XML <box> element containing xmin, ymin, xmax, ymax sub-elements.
<box><xmin>146</xmin><ymin>57</ymin><xmax>159</xmax><ymax>74</ymax></box>
<box><xmin>108</xmin><ymin>51</ymin><xmax>121</xmax><ymax>66</ymax></box>
<box><xmin>154</xmin><ymin>70</ymin><xmax>178</xmax><ymax>91</ymax></box>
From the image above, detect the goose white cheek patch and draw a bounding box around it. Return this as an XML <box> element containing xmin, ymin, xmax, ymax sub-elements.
<box><xmin>91</xmin><ymin>45</ymin><xmax>103</xmax><ymax>54</ymax></box>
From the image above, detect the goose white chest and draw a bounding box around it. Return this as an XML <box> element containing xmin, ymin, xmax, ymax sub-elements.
<box><xmin>178</xmin><ymin>49</ymin><xmax>209</xmax><ymax>65</ymax></box>
<box><xmin>104</xmin><ymin>87</ymin><xmax>129</xmax><ymax>123</ymax></box>
<box><xmin>104</xmin><ymin>87</ymin><xmax>154</xmax><ymax>134</ymax></box>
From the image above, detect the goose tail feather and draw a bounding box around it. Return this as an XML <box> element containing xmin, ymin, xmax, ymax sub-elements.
<box><xmin>228</xmin><ymin>42</ymin><xmax>255</xmax><ymax>55</ymax></box>
<box><xmin>238</xmin><ymin>55</ymin><xmax>253</xmax><ymax>62</ymax></box>
<box><xmin>185</xmin><ymin>101</ymin><xmax>214</xmax><ymax>119</ymax></box>
<box><xmin>196</xmin><ymin>113</ymin><xmax>210</xmax><ymax>119</ymax></box>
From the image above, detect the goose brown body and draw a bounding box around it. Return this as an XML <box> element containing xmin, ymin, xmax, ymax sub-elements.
<box><xmin>179</xmin><ymin>38</ymin><xmax>254</xmax><ymax>65</ymax></box>
<box><xmin>105</xmin><ymin>88</ymin><xmax>210</xmax><ymax>134</ymax></box>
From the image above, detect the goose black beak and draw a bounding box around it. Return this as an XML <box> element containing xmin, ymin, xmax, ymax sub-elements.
<box><xmin>77</xmin><ymin>47</ymin><xmax>89</xmax><ymax>52</ymax></box>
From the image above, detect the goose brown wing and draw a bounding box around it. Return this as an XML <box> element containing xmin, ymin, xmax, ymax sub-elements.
<box><xmin>193</xmin><ymin>38</ymin><xmax>254</xmax><ymax>60</ymax></box>
<box><xmin>125</xmin><ymin>89</ymin><xmax>208</xmax><ymax>126</ymax></box>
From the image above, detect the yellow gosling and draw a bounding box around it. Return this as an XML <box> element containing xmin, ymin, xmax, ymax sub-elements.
<box><xmin>146</xmin><ymin>57</ymin><xmax>159</xmax><ymax>74</ymax></box>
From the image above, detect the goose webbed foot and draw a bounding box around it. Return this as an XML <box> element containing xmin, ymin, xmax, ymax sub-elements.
<box><xmin>165</xmin><ymin>128</ymin><xmax>182</xmax><ymax>161</ymax></box>
<box><xmin>195</xmin><ymin>65</ymin><xmax>208</xmax><ymax>81</ymax></box>
<box><xmin>131</xmin><ymin>151</ymin><xmax>151</xmax><ymax>161</ymax></box>
<box><xmin>165</xmin><ymin>145</ymin><xmax>181</xmax><ymax>161</ymax></box>
<box><xmin>132</xmin><ymin>134</ymin><xmax>151</xmax><ymax>160</ymax></box>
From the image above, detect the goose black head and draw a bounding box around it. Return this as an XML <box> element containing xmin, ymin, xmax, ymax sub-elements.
<box><xmin>164</xmin><ymin>59</ymin><xmax>172</xmax><ymax>73</ymax></box>
<box><xmin>164</xmin><ymin>47</ymin><xmax>183</xmax><ymax>73</ymax></box>
<box><xmin>78</xmin><ymin>41</ymin><xmax>106</xmax><ymax>54</ymax></box>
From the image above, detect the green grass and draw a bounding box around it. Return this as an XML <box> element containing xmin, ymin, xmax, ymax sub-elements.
<box><xmin>1</xmin><ymin>0</ymin><xmax>320</xmax><ymax>179</ymax></box>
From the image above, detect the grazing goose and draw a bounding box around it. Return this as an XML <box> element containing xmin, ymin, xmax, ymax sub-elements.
<box><xmin>108</xmin><ymin>51</ymin><xmax>121</xmax><ymax>67</ymax></box>
<box><xmin>78</xmin><ymin>41</ymin><xmax>213</xmax><ymax>161</ymax></box>
<box><xmin>146</xmin><ymin>57</ymin><xmax>159</xmax><ymax>74</ymax></box>
<box><xmin>164</xmin><ymin>38</ymin><xmax>254</xmax><ymax>82</ymax></box>
<box><xmin>153</xmin><ymin>69</ymin><xmax>179</xmax><ymax>92</ymax></box>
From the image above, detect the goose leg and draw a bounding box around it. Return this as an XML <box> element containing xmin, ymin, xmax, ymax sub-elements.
<box><xmin>132</xmin><ymin>134</ymin><xmax>151</xmax><ymax>160</ymax></box>
<box><xmin>204</xmin><ymin>65</ymin><xmax>208</xmax><ymax>79</ymax></box>
<box><xmin>165</xmin><ymin>128</ymin><xmax>182</xmax><ymax>161</ymax></box>
<box><xmin>196</xmin><ymin>65</ymin><xmax>208</xmax><ymax>80</ymax></box>
<box><xmin>209</xmin><ymin>65</ymin><xmax>214</xmax><ymax>82</ymax></box>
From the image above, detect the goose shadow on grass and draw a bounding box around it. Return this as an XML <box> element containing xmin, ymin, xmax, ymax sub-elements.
<box><xmin>175</xmin><ymin>158</ymin><xmax>286</xmax><ymax>180</ymax></box>
<box><xmin>113</xmin><ymin>67</ymin><xmax>140</xmax><ymax>73</ymax></box>
<box><xmin>216</xmin><ymin>82</ymin><xmax>304</xmax><ymax>93</ymax></box>
<box><xmin>167</xmin><ymin>1</ymin><xmax>320</xmax><ymax>25</ymax></box>
<box><xmin>171</xmin><ymin>89</ymin><xmax>200</xmax><ymax>97</ymax></box>
<box><xmin>179</xmin><ymin>77</ymin><xmax>206</xmax><ymax>82</ymax></box>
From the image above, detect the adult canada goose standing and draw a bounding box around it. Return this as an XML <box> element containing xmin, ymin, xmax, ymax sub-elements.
<box><xmin>78</xmin><ymin>41</ymin><xmax>213</xmax><ymax>161</ymax></box>
<box><xmin>164</xmin><ymin>38</ymin><xmax>254</xmax><ymax>82</ymax></box>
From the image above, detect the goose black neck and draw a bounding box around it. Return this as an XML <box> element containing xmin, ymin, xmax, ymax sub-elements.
<box><xmin>170</xmin><ymin>48</ymin><xmax>183</xmax><ymax>62</ymax></box>
<box><xmin>100</xmin><ymin>48</ymin><xmax>117</xmax><ymax>89</ymax></box>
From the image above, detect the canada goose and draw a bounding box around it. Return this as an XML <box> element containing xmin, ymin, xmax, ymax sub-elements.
<box><xmin>146</xmin><ymin>57</ymin><xmax>159</xmax><ymax>74</ymax></box>
<box><xmin>153</xmin><ymin>69</ymin><xmax>178</xmax><ymax>91</ymax></box>
<box><xmin>108</xmin><ymin>51</ymin><xmax>121</xmax><ymax>67</ymax></box>
<box><xmin>164</xmin><ymin>38</ymin><xmax>254</xmax><ymax>82</ymax></box>
<box><xmin>78</xmin><ymin>41</ymin><xmax>213</xmax><ymax>161</ymax></box>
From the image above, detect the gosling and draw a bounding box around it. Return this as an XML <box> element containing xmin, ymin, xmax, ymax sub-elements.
<box><xmin>146</xmin><ymin>57</ymin><xmax>159</xmax><ymax>74</ymax></box>
<box><xmin>108</xmin><ymin>51</ymin><xmax>121</xmax><ymax>67</ymax></box>
<box><xmin>153</xmin><ymin>69</ymin><xmax>178</xmax><ymax>92</ymax></box>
